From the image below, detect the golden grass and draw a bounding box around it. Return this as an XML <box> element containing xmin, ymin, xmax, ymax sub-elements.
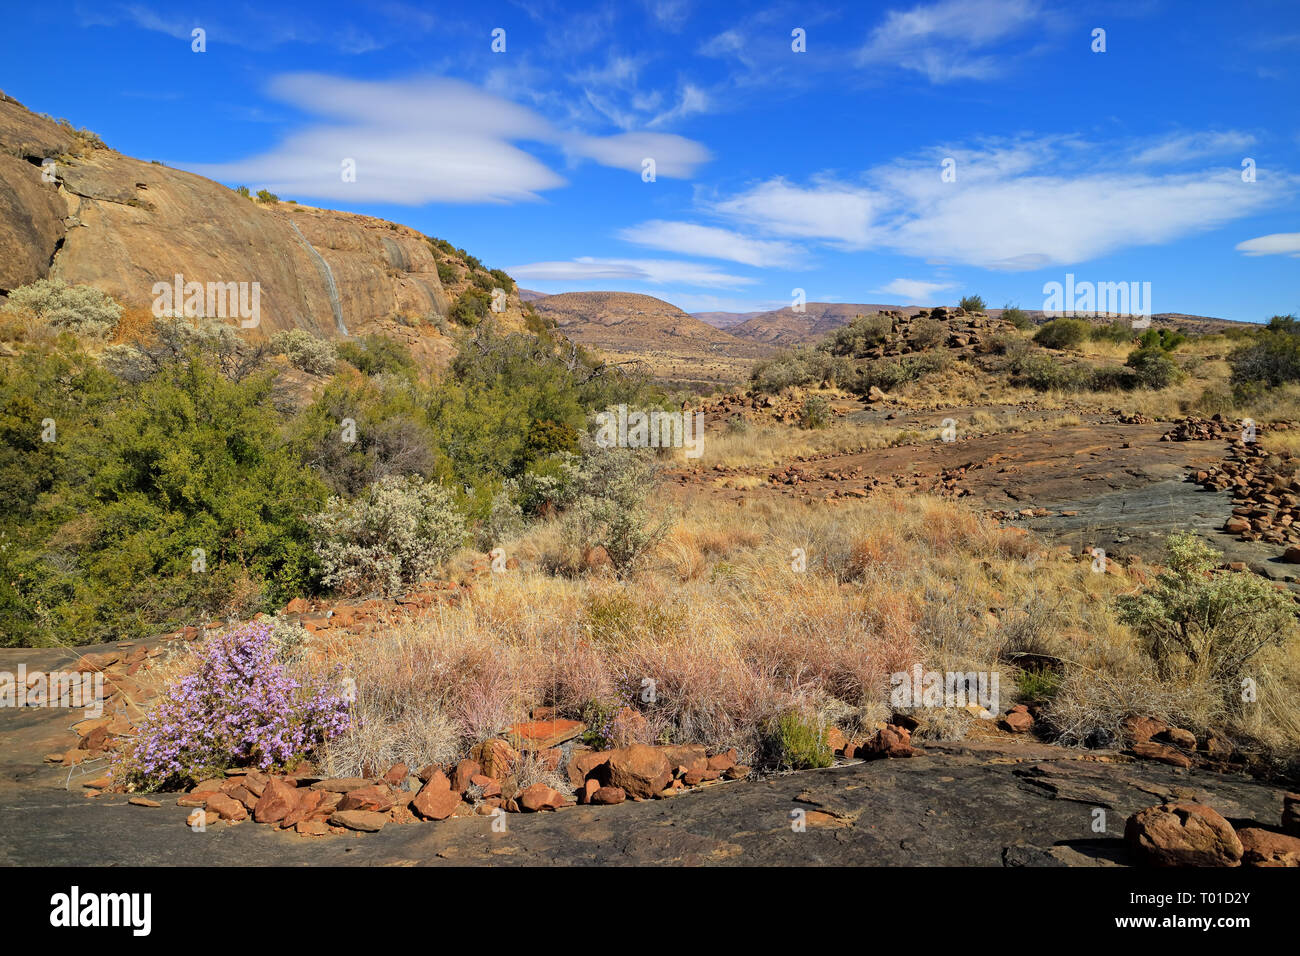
<box><xmin>307</xmin><ymin>488</ymin><xmax>1300</xmax><ymax>777</ymax></box>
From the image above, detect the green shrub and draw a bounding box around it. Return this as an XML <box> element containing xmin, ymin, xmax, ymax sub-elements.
<box><xmin>1115</xmin><ymin>534</ymin><xmax>1295</xmax><ymax>699</ymax></box>
<box><xmin>798</xmin><ymin>395</ymin><xmax>831</xmax><ymax>429</ymax></box>
<box><xmin>489</xmin><ymin>268</ymin><xmax>515</xmax><ymax>293</ymax></box>
<box><xmin>1229</xmin><ymin>315</ymin><xmax>1300</xmax><ymax>388</ymax></box>
<box><xmin>436</xmin><ymin>260</ymin><xmax>458</xmax><ymax>285</ymax></box>
<box><xmin>255</xmin><ymin>189</ymin><xmax>279</xmax><ymax>204</ymax></box>
<box><xmin>307</xmin><ymin>475</ymin><xmax>466</xmax><ymax>596</ymax></box>
<box><xmin>823</xmin><ymin>313</ymin><xmax>893</xmax><ymax>358</ymax></box>
<box><xmin>909</xmin><ymin>318</ymin><xmax>948</xmax><ymax>350</ymax></box>
<box><xmin>764</xmin><ymin>711</ymin><xmax>833</xmax><ymax>770</ymax></box>
<box><xmin>1010</xmin><ymin>354</ymin><xmax>1091</xmax><ymax>392</ymax></box>
<box><xmin>270</xmin><ymin>329</ymin><xmax>337</xmax><ymax>375</ymax></box>
<box><xmin>562</xmin><ymin>443</ymin><xmax>668</xmax><ymax>575</ymax></box>
<box><xmin>958</xmin><ymin>294</ymin><xmax>986</xmax><ymax>313</ymax></box>
<box><xmin>1</xmin><ymin>279</ymin><xmax>123</xmax><ymax>338</ymax></box>
<box><xmin>1125</xmin><ymin>346</ymin><xmax>1182</xmax><ymax>389</ymax></box>
<box><xmin>750</xmin><ymin>348</ymin><xmax>848</xmax><ymax>394</ymax></box>
<box><xmin>1001</xmin><ymin>305</ymin><xmax>1031</xmax><ymax>330</ymax></box>
<box><xmin>451</xmin><ymin>288</ymin><xmax>491</xmax><ymax>327</ymax></box>
<box><xmin>336</xmin><ymin>335</ymin><xmax>418</xmax><ymax>378</ymax></box>
<box><xmin>1033</xmin><ymin>318</ymin><xmax>1092</xmax><ymax>350</ymax></box>
<box><xmin>235</xmin><ymin>185</ymin><xmax>251</xmax><ymax>198</ymax></box>
<box><xmin>1090</xmin><ymin>320</ymin><xmax>1134</xmax><ymax>344</ymax></box>
<box><xmin>1137</xmin><ymin>327</ymin><xmax>1186</xmax><ymax>352</ymax></box>
<box><xmin>855</xmin><ymin>352</ymin><xmax>949</xmax><ymax>393</ymax></box>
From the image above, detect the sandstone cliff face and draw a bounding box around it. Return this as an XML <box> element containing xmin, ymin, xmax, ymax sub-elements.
<box><xmin>0</xmin><ymin>93</ymin><xmax>526</xmax><ymax>363</ymax></box>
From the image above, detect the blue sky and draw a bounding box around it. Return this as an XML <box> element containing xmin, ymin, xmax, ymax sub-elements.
<box><xmin>3</xmin><ymin>0</ymin><xmax>1298</xmax><ymax>320</ymax></box>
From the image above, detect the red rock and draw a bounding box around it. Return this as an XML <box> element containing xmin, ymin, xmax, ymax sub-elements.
<box><xmin>1283</xmin><ymin>794</ymin><xmax>1300</xmax><ymax>836</ymax></box>
<box><xmin>337</xmin><ymin>784</ymin><xmax>396</xmax><ymax>813</ymax></box>
<box><xmin>411</xmin><ymin>771</ymin><xmax>460</xmax><ymax>820</ymax></box>
<box><xmin>295</xmin><ymin>819</ymin><xmax>329</xmax><ymax>837</ymax></box>
<box><xmin>253</xmin><ymin>778</ymin><xmax>300</xmax><ymax>824</ymax></box>
<box><xmin>1156</xmin><ymin>727</ymin><xmax>1197</xmax><ymax>749</ymax></box>
<box><xmin>382</xmin><ymin>762</ymin><xmax>409</xmax><ymax>785</ymax></box>
<box><xmin>862</xmin><ymin>726</ymin><xmax>915</xmax><ymax>759</ymax></box>
<box><xmin>1131</xmin><ymin>741</ymin><xmax>1193</xmax><ymax>769</ymax></box>
<box><xmin>470</xmin><ymin>739</ymin><xmax>519</xmax><ymax>780</ymax></box>
<box><xmin>1000</xmin><ymin>709</ymin><xmax>1033</xmax><ymax>733</ymax></box>
<box><xmin>606</xmin><ymin>744</ymin><xmax>673</xmax><ymax>799</ymax></box>
<box><xmin>1125</xmin><ymin>803</ymin><xmax>1243</xmax><ymax>867</ymax></box>
<box><xmin>312</xmin><ymin>776</ymin><xmax>369</xmax><ymax>793</ymax></box>
<box><xmin>660</xmin><ymin>744</ymin><xmax>708</xmax><ymax>778</ymax></box>
<box><xmin>128</xmin><ymin>796</ymin><xmax>160</xmax><ymax>808</ymax></box>
<box><xmin>205</xmin><ymin>791</ymin><xmax>248</xmax><ymax>822</ymax></box>
<box><xmin>191</xmin><ymin>778</ymin><xmax>225</xmax><ymax>793</ymax></box>
<box><xmin>723</xmin><ymin>765</ymin><xmax>751</xmax><ymax>780</ymax></box>
<box><xmin>590</xmin><ymin>786</ymin><xmax>625</xmax><ymax>806</ymax></box>
<box><xmin>706</xmin><ymin>748</ymin><xmax>737</xmax><ymax>772</ymax></box>
<box><xmin>451</xmin><ymin>759</ymin><xmax>481</xmax><ymax>793</ymax></box>
<box><xmin>1238</xmin><ymin>827</ymin><xmax>1300</xmax><ymax>866</ymax></box>
<box><xmin>506</xmin><ymin>718</ymin><xmax>585</xmax><ymax>751</ymax></box>
<box><xmin>330</xmin><ymin>809</ymin><xmax>387</xmax><ymax>832</ymax></box>
<box><xmin>826</xmin><ymin>727</ymin><xmax>847</xmax><ymax>754</ymax></box>
<box><xmin>581</xmin><ymin>778</ymin><xmax>600</xmax><ymax>804</ymax></box>
<box><xmin>281</xmin><ymin>789</ymin><xmax>326</xmax><ymax>828</ymax></box>
<box><xmin>1123</xmin><ymin>715</ymin><xmax>1169</xmax><ymax>745</ymax></box>
<box><xmin>566</xmin><ymin>749</ymin><xmax>613</xmax><ymax>787</ymax></box>
<box><xmin>518</xmin><ymin>782</ymin><xmax>565</xmax><ymax>811</ymax></box>
<box><xmin>469</xmin><ymin>773</ymin><xmax>502</xmax><ymax>798</ymax></box>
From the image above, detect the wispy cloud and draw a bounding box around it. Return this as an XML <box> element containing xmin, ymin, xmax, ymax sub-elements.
<box><xmin>857</xmin><ymin>0</ymin><xmax>1049</xmax><ymax>83</ymax></box>
<box><xmin>187</xmin><ymin>75</ymin><xmax>711</xmax><ymax>204</ymax></box>
<box><xmin>875</xmin><ymin>278</ymin><xmax>957</xmax><ymax>301</ymax></box>
<box><xmin>507</xmin><ymin>257</ymin><xmax>755</xmax><ymax>287</ymax></box>
<box><xmin>616</xmin><ymin>220</ymin><xmax>806</xmax><ymax>267</ymax></box>
<box><xmin>704</xmin><ymin>134</ymin><xmax>1293</xmax><ymax>270</ymax></box>
<box><xmin>1235</xmin><ymin>232</ymin><xmax>1300</xmax><ymax>257</ymax></box>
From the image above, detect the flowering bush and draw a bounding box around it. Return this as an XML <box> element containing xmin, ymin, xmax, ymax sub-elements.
<box><xmin>1</xmin><ymin>278</ymin><xmax>122</xmax><ymax>338</ymax></box>
<box><xmin>116</xmin><ymin>622</ymin><xmax>350</xmax><ymax>791</ymax></box>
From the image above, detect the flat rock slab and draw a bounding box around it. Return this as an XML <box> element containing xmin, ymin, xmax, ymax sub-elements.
<box><xmin>1</xmin><ymin>716</ymin><xmax>1290</xmax><ymax>865</ymax></box>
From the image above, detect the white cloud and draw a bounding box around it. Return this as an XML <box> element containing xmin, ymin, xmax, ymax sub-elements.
<box><xmin>188</xmin><ymin>75</ymin><xmax>711</xmax><ymax>204</ymax></box>
<box><xmin>1235</xmin><ymin>232</ymin><xmax>1300</xmax><ymax>257</ymax></box>
<box><xmin>507</xmin><ymin>257</ymin><xmax>755</xmax><ymax>287</ymax></box>
<box><xmin>706</xmin><ymin>136</ymin><xmax>1294</xmax><ymax>270</ymax></box>
<box><xmin>707</xmin><ymin>177</ymin><xmax>884</xmax><ymax>246</ymax></box>
<box><xmin>1130</xmin><ymin>131</ymin><xmax>1257</xmax><ymax>166</ymax></box>
<box><xmin>858</xmin><ymin>0</ymin><xmax>1047</xmax><ymax>83</ymax></box>
<box><xmin>616</xmin><ymin>220</ymin><xmax>805</xmax><ymax>267</ymax></box>
<box><xmin>875</xmin><ymin>278</ymin><xmax>957</xmax><ymax>301</ymax></box>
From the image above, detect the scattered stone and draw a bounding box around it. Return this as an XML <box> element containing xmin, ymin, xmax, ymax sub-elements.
<box><xmin>1125</xmin><ymin>803</ymin><xmax>1243</xmax><ymax>867</ymax></box>
<box><xmin>590</xmin><ymin>786</ymin><xmax>626</xmax><ymax>806</ymax></box>
<box><xmin>329</xmin><ymin>809</ymin><xmax>388</xmax><ymax>832</ymax></box>
<box><xmin>606</xmin><ymin>744</ymin><xmax>673</xmax><ymax>799</ymax></box>
<box><xmin>1238</xmin><ymin>827</ymin><xmax>1300</xmax><ymax>866</ymax></box>
<box><xmin>411</xmin><ymin>771</ymin><xmax>460</xmax><ymax>821</ymax></box>
<box><xmin>127</xmin><ymin>796</ymin><xmax>161</xmax><ymax>808</ymax></box>
<box><xmin>518</xmin><ymin>782</ymin><xmax>565</xmax><ymax>811</ymax></box>
<box><xmin>253</xmin><ymin>778</ymin><xmax>300</xmax><ymax>824</ymax></box>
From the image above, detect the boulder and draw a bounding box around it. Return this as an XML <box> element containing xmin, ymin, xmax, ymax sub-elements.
<box><xmin>1238</xmin><ymin>827</ymin><xmax>1300</xmax><ymax>867</ymax></box>
<box><xmin>517</xmin><ymin>783</ymin><xmax>565</xmax><ymax>812</ymax></box>
<box><xmin>590</xmin><ymin>786</ymin><xmax>626</xmax><ymax>806</ymax></box>
<box><xmin>411</xmin><ymin>771</ymin><xmax>460</xmax><ymax>821</ymax></box>
<box><xmin>329</xmin><ymin>810</ymin><xmax>388</xmax><ymax>832</ymax></box>
<box><xmin>1125</xmin><ymin>803</ymin><xmax>1243</xmax><ymax>867</ymax></box>
<box><xmin>252</xmin><ymin>778</ymin><xmax>299</xmax><ymax>824</ymax></box>
<box><xmin>337</xmin><ymin>784</ymin><xmax>396</xmax><ymax>813</ymax></box>
<box><xmin>606</xmin><ymin>744</ymin><xmax>673</xmax><ymax>799</ymax></box>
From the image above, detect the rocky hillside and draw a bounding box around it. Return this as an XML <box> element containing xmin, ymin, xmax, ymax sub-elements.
<box><xmin>531</xmin><ymin>291</ymin><xmax>764</xmax><ymax>351</ymax></box>
<box><xmin>0</xmin><ymin>93</ymin><xmax>529</xmax><ymax>367</ymax></box>
<box><xmin>712</xmin><ymin>301</ymin><xmax>1249</xmax><ymax>347</ymax></box>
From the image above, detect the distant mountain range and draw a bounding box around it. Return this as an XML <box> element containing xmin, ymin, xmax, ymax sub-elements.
<box><xmin>520</xmin><ymin>288</ymin><xmax>1253</xmax><ymax>365</ymax></box>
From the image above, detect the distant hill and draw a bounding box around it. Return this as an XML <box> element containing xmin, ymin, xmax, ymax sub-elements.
<box><xmin>518</xmin><ymin>288</ymin><xmax>549</xmax><ymax>302</ymax></box>
<box><xmin>697</xmin><ymin>302</ymin><xmax>1251</xmax><ymax>347</ymax></box>
<box><xmin>531</xmin><ymin>291</ymin><xmax>776</xmax><ymax>386</ymax></box>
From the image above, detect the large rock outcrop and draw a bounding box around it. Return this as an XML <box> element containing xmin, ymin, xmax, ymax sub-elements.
<box><xmin>0</xmin><ymin>92</ymin><xmax>527</xmax><ymax>366</ymax></box>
